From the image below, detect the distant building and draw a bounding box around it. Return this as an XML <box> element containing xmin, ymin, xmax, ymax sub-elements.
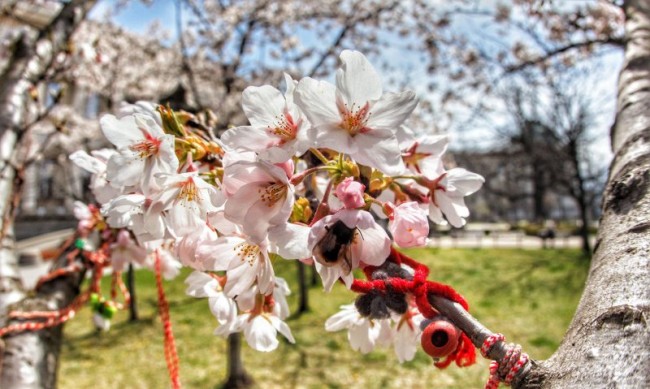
<box><xmin>453</xmin><ymin>149</ymin><xmax>599</xmax><ymax>224</ymax></box>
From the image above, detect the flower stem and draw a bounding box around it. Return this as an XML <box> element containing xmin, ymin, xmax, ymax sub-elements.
<box><xmin>309</xmin><ymin>148</ymin><xmax>330</xmax><ymax>165</ymax></box>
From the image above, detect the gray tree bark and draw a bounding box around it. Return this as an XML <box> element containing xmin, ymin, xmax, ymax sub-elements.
<box><xmin>0</xmin><ymin>1</ymin><xmax>97</xmax><ymax>388</ymax></box>
<box><xmin>517</xmin><ymin>1</ymin><xmax>650</xmax><ymax>386</ymax></box>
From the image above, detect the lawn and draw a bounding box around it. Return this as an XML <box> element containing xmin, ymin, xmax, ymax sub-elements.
<box><xmin>59</xmin><ymin>248</ymin><xmax>590</xmax><ymax>388</ymax></box>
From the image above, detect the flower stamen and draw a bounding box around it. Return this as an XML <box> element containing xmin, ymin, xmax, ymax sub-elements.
<box><xmin>337</xmin><ymin>101</ymin><xmax>371</xmax><ymax>136</ymax></box>
<box><xmin>177</xmin><ymin>178</ymin><xmax>201</xmax><ymax>203</ymax></box>
<box><xmin>258</xmin><ymin>183</ymin><xmax>288</xmax><ymax>207</ymax></box>
<box><xmin>233</xmin><ymin>242</ymin><xmax>261</xmax><ymax>266</ymax></box>
<box><xmin>268</xmin><ymin>111</ymin><xmax>300</xmax><ymax>143</ymax></box>
<box><xmin>129</xmin><ymin>131</ymin><xmax>162</xmax><ymax>159</ymax></box>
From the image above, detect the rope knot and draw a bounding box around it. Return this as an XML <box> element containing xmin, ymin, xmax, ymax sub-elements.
<box><xmin>481</xmin><ymin>333</ymin><xmax>529</xmax><ymax>388</ymax></box>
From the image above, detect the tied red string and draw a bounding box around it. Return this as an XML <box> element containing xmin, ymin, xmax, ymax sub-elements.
<box><xmin>481</xmin><ymin>333</ymin><xmax>529</xmax><ymax>388</ymax></box>
<box><xmin>351</xmin><ymin>247</ymin><xmax>476</xmax><ymax>368</ymax></box>
<box><xmin>154</xmin><ymin>250</ymin><xmax>182</xmax><ymax>389</ymax></box>
<box><xmin>0</xmin><ymin>237</ymin><xmax>109</xmax><ymax>338</ymax></box>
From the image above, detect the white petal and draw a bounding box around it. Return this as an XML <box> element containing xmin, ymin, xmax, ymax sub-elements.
<box><xmin>336</xmin><ymin>50</ymin><xmax>382</xmax><ymax>106</ymax></box>
<box><xmin>242</xmin><ymin>85</ymin><xmax>286</xmax><ymax>128</ymax></box>
<box><xmin>268</xmin><ymin>223</ymin><xmax>311</xmax><ymax>259</ymax></box>
<box><xmin>209</xmin><ymin>294</ymin><xmax>237</xmax><ymax>324</ymax></box>
<box><xmin>70</xmin><ymin>150</ymin><xmax>105</xmax><ymax>174</ymax></box>
<box><xmin>353</xmin><ymin>133</ymin><xmax>406</xmax><ymax>176</ymax></box>
<box><xmin>367</xmin><ymin>91</ymin><xmax>418</xmax><ymax>131</ymax></box>
<box><xmin>294</xmin><ymin>77</ymin><xmax>339</xmax><ymax>127</ymax></box>
<box><xmin>245</xmin><ymin>316</ymin><xmax>279</xmax><ymax>352</ymax></box>
<box><xmin>445</xmin><ymin>168</ymin><xmax>484</xmax><ymax>195</ymax></box>
<box><xmin>437</xmin><ymin>193</ymin><xmax>467</xmax><ymax>228</ymax></box>
<box><xmin>221</xmin><ymin>126</ymin><xmax>277</xmax><ymax>153</ymax></box>
<box><xmin>185</xmin><ymin>271</ymin><xmax>218</xmax><ymax>298</ymax></box>
<box><xmin>270</xmin><ymin>316</ymin><xmax>295</xmax><ymax>343</ymax></box>
<box><xmin>100</xmin><ymin>114</ymin><xmax>141</xmax><ymax>148</ymax></box>
<box><xmin>353</xmin><ymin>222</ymin><xmax>391</xmax><ymax>267</ymax></box>
<box><xmin>325</xmin><ymin>305</ymin><xmax>358</xmax><ymax>331</ymax></box>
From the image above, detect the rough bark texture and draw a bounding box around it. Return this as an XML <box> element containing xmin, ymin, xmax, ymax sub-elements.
<box><xmin>0</xmin><ymin>252</ymin><xmax>86</xmax><ymax>389</ymax></box>
<box><xmin>0</xmin><ymin>0</ymin><xmax>95</xmax><ymax>312</ymax></box>
<box><xmin>0</xmin><ymin>1</ymin><xmax>96</xmax><ymax>388</ymax></box>
<box><xmin>518</xmin><ymin>1</ymin><xmax>650</xmax><ymax>387</ymax></box>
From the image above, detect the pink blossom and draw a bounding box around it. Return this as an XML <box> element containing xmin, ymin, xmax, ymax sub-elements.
<box><xmin>388</xmin><ymin>201</ymin><xmax>429</xmax><ymax>248</ymax></box>
<box><xmin>222</xmin><ymin>159</ymin><xmax>295</xmax><ymax>243</ymax></box>
<box><xmin>335</xmin><ymin>177</ymin><xmax>366</xmax><ymax>209</ymax></box>
<box><xmin>109</xmin><ymin>229</ymin><xmax>148</xmax><ymax>272</ymax></box>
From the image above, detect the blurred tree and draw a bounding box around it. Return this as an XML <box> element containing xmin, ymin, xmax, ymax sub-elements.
<box><xmin>492</xmin><ymin>69</ymin><xmax>608</xmax><ymax>254</ymax></box>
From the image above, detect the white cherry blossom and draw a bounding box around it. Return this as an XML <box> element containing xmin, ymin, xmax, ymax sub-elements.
<box><xmin>100</xmin><ymin>112</ymin><xmax>178</xmax><ymax>193</ymax></box>
<box><xmin>402</xmin><ymin>134</ymin><xmax>448</xmax><ymax>176</ymax></box>
<box><xmin>325</xmin><ymin>304</ymin><xmax>392</xmax><ymax>354</ymax></box>
<box><xmin>234</xmin><ymin>312</ymin><xmax>295</xmax><ymax>352</ymax></box>
<box><xmin>221</xmin><ymin>74</ymin><xmax>310</xmax><ymax>163</ymax></box>
<box><xmin>185</xmin><ymin>271</ymin><xmax>237</xmax><ymax>326</ymax></box>
<box><xmin>294</xmin><ymin>50</ymin><xmax>417</xmax><ymax>175</ymax></box>
<box><xmin>420</xmin><ymin>168</ymin><xmax>485</xmax><ymax>228</ymax></box>
<box><xmin>149</xmin><ymin>171</ymin><xmax>224</xmax><ymax>238</ymax></box>
<box><xmin>70</xmin><ymin>149</ymin><xmax>121</xmax><ymax>204</ymax></box>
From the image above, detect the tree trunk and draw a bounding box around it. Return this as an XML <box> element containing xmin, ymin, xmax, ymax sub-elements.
<box><xmin>296</xmin><ymin>260</ymin><xmax>309</xmax><ymax>315</ymax></box>
<box><xmin>127</xmin><ymin>264</ymin><xmax>139</xmax><ymax>321</ymax></box>
<box><xmin>0</xmin><ymin>1</ymin><xmax>96</xmax><ymax>387</ymax></box>
<box><xmin>518</xmin><ymin>1</ymin><xmax>650</xmax><ymax>386</ymax></box>
<box><xmin>0</xmin><ymin>251</ymin><xmax>86</xmax><ymax>389</ymax></box>
<box><xmin>222</xmin><ymin>333</ymin><xmax>254</xmax><ymax>389</ymax></box>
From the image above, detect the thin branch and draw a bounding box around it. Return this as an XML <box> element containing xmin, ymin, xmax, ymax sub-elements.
<box><xmin>505</xmin><ymin>37</ymin><xmax>625</xmax><ymax>73</ymax></box>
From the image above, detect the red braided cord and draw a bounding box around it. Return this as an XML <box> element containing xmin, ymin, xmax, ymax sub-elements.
<box><xmin>481</xmin><ymin>333</ymin><xmax>529</xmax><ymax>388</ymax></box>
<box><xmin>155</xmin><ymin>251</ymin><xmax>182</xmax><ymax>389</ymax></box>
<box><xmin>35</xmin><ymin>263</ymin><xmax>84</xmax><ymax>289</ymax></box>
<box><xmin>350</xmin><ymin>247</ymin><xmax>476</xmax><ymax>368</ymax></box>
<box><xmin>0</xmin><ymin>292</ymin><xmax>89</xmax><ymax>337</ymax></box>
<box><xmin>0</xmin><ymin>242</ymin><xmax>105</xmax><ymax>338</ymax></box>
<box><xmin>110</xmin><ymin>272</ymin><xmax>131</xmax><ymax>310</ymax></box>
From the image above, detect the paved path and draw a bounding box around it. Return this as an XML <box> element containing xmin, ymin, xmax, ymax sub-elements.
<box><xmin>14</xmin><ymin>229</ymin><xmax>595</xmax><ymax>290</ymax></box>
<box><xmin>426</xmin><ymin>233</ymin><xmax>596</xmax><ymax>250</ymax></box>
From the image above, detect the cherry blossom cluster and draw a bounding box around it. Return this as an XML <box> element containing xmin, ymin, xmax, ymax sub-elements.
<box><xmin>71</xmin><ymin>50</ymin><xmax>483</xmax><ymax>359</ymax></box>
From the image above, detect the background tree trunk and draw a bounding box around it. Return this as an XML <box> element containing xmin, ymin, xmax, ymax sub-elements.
<box><xmin>519</xmin><ymin>1</ymin><xmax>650</xmax><ymax>386</ymax></box>
<box><xmin>296</xmin><ymin>260</ymin><xmax>309</xmax><ymax>315</ymax></box>
<box><xmin>222</xmin><ymin>333</ymin><xmax>254</xmax><ymax>389</ymax></box>
<box><xmin>127</xmin><ymin>264</ymin><xmax>139</xmax><ymax>321</ymax></box>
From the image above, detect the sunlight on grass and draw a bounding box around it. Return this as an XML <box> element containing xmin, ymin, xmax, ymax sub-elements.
<box><xmin>59</xmin><ymin>249</ymin><xmax>589</xmax><ymax>388</ymax></box>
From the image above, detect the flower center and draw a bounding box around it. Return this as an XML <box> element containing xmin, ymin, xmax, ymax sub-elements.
<box><xmin>129</xmin><ymin>131</ymin><xmax>162</xmax><ymax>159</ymax></box>
<box><xmin>177</xmin><ymin>178</ymin><xmax>201</xmax><ymax>203</ymax></box>
<box><xmin>337</xmin><ymin>101</ymin><xmax>371</xmax><ymax>136</ymax></box>
<box><xmin>258</xmin><ymin>183</ymin><xmax>288</xmax><ymax>207</ymax></box>
<box><xmin>234</xmin><ymin>242</ymin><xmax>261</xmax><ymax>266</ymax></box>
<box><xmin>417</xmin><ymin>173</ymin><xmax>447</xmax><ymax>206</ymax></box>
<box><xmin>402</xmin><ymin>143</ymin><xmax>431</xmax><ymax>174</ymax></box>
<box><xmin>268</xmin><ymin>111</ymin><xmax>299</xmax><ymax>143</ymax></box>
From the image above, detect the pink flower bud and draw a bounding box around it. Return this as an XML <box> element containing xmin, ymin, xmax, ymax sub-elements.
<box><xmin>389</xmin><ymin>202</ymin><xmax>429</xmax><ymax>248</ymax></box>
<box><xmin>335</xmin><ymin>177</ymin><xmax>366</xmax><ymax>209</ymax></box>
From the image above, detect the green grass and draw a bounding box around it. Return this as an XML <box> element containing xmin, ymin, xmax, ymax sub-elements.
<box><xmin>59</xmin><ymin>249</ymin><xmax>590</xmax><ymax>389</ymax></box>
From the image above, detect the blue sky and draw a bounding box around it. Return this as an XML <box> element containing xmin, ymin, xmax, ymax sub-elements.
<box><xmin>91</xmin><ymin>0</ymin><xmax>621</xmax><ymax>160</ymax></box>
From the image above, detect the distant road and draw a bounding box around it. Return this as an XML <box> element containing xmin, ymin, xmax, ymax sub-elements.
<box><xmin>14</xmin><ymin>229</ymin><xmax>594</xmax><ymax>290</ymax></box>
